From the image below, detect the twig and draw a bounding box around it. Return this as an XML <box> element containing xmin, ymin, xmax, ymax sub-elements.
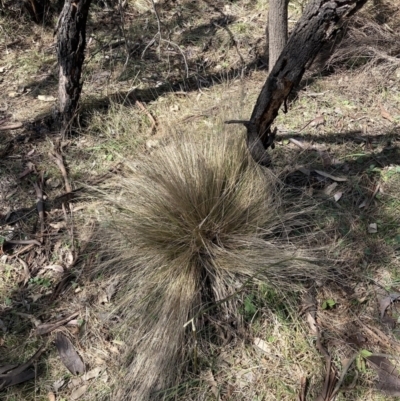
<box><xmin>135</xmin><ymin>100</ymin><xmax>157</xmax><ymax>134</ymax></box>
<box><xmin>289</xmin><ymin>138</ymin><xmax>308</xmax><ymax>150</ymax></box>
<box><xmin>151</xmin><ymin>0</ymin><xmax>162</xmax><ymax>55</ymax></box>
<box><xmin>62</xmin><ymin>202</ymin><xmax>75</xmax><ymax>258</ymax></box>
<box><xmin>225</xmin><ymin>119</ymin><xmax>250</xmax><ymax>125</ymax></box>
<box><xmin>118</xmin><ymin>0</ymin><xmax>131</xmax><ymax>69</ymax></box>
<box><xmin>140</xmin><ymin>0</ymin><xmax>189</xmax><ymax>78</ymax></box>
<box><xmin>17</xmin><ymin>256</ymin><xmax>30</xmax><ymax>284</ymax></box>
<box><xmin>160</xmin><ymin>38</ymin><xmax>189</xmax><ymax>78</ymax></box>
<box><xmin>7</xmin><ymin>239</ymin><xmax>41</xmax><ymax>246</ymax></box>
<box><xmin>330</xmin><ymin>353</ymin><xmax>359</xmax><ymax>399</ymax></box>
<box><xmin>298</xmin><ymin>376</ymin><xmax>307</xmax><ymax>401</ymax></box>
<box><xmin>49</xmin><ymin>150</ymin><xmax>71</xmax><ymax>193</ymax></box>
<box><xmin>35</xmin><ymin>311</ymin><xmax>79</xmax><ymax>336</ymax></box>
<box><xmin>10</xmin><ymin>244</ymin><xmax>35</xmax><ymax>258</ymax></box>
<box><xmin>141</xmin><ymin>35</ymin><xmax>158</xmax><ymax>59</ymax></box>
<box><xmin>33</xmin><ymin>181</ymin><xmax>44</xmax><ymax>241</ymax></box>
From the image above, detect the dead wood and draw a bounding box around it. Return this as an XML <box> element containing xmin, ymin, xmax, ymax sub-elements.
<box><xmin>0</xmin><ymin>346</ymin><xmax>45</xmax><ymax>390</ymax></box>
<box><xmin>36</xmin><ymin>311</ymin><xmax>79</xmax><ymax>336</ymax></box>
<box><xmin>243</xmin><ymin>0</ymin><xmax>368</xmax><ymax>165</ymax></box>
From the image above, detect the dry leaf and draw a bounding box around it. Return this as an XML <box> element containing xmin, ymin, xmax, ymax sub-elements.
<box><xmin>70</xmin><ymin>384</ymin><xmax>88</xmax><ymax>400</ymax></box>
<box><xmin>254</xmin><ymin>337</ymin><xmax>271</xmax><ymax>353</ymax></box>
<box><xmin>310</xmin><ymin>114</ymin><xmax>325</xmax><ymax>127</ymax></box>
<box><xmin>306</xmin><ymin>312</ymin><xmax>318</xmax><ymax>334</ymax></box>
<box><xmin>47</xmin><ymin>392</ymin><xmax>56</xmax><ymax>401</ymax></box>
<box><xmin>101</xmin><ymin>370</ymin><xmax>109</xmax><ymax>383</ymax></box>
<box><xmin>334</xmin><ymin>191</ymin><xmax>343</xmax><ymax>202</ymax></box>
<box><xmin>106</xmin><ymin>279</ymin><xmax>119</xmax><ymax>301</ymax></box>
<box><xmin>146</xmin><ymin>139</ymin><xmax>159</xmax><ymax>150</ymax></box>
<box><xmin>65</xmin><ymin>249</ymin><xmax>74</xmax><ymax>267</ymax></box>
<box><xmin>53</xmin><ymin>378</ymin><xmax>65</xmax><ymax>392</ymax></box>
<box><xmin>314</xmin><ymin>170</ymin><xmax>347</xmax><ymax>182</ymax></box>
<box><xmin>323</xmin><ymin>182</ymin><xmax>338</xmax><ymax>195</ymax></box>
<box><xmin>379</xmin><ymin>293</ymin><xmax>400</xmax><ymax>319</ymax></box>
<box><xmin>55</xmin><ymin>333</ymin><xmax>85</xmax><ymax>375</ymax></box>
<box><xmin>43</xmin><ymin>264</ymin><xmax>64</xmax><ymax>273</ymax></box>
<box><xmin>83</xmin><ymin>366</ymin><xmax>103</xmax><ymax>381</ymax></box>
<box><xmin>380</xmin><ymin>107</ymin><xmax>394</xmax><ymax>123</ymax></box>
<box><xmin>49</xmin><ymin>221</ymin><xmax>67</xmax><ymax>230</ymax></box>
<box><xmin>201</xmin><ymin>369</ymin><xmax>219</xmax><ymax>399</ymax></box>
<box><xmin>368</xmin><ymin>223</ymin><xmax>378</xmax><ymax>233</ymax></box>
<box><xmin>97</xmin><ymin>290</ymin><xmax>109</xmax><ymax>304</ymax></box>
<box><xmin>297</xmin><ymin>166</ymin><xmax>311</xmax><ymax>176</ymax></box>
<box><xmin>37</xmin><ymin>95</ymin><xmax>56</xmax><ymax>102</ymax></box>
<box><xmin>69</xmin><ymin>377</ymin><xmax>82</xmax><ymax>388</ymax></box>
<box><xmin>359</xmin><ymin>199</ymin><xmax>368</xmax><ymax>208</ymax></box>
<box><xmin>318</xmin><ymin>150</ymin><xmax>333</xmax><ymax>166</ymax></box>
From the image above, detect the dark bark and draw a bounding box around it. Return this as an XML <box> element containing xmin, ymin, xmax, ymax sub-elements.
<box><xmin>56</xmin><ymin>0</ymin><xmax>91</xmax><ymax>132</ymax></box>
<box><xmin>268</xmin><ymin>0</ymin><xmax>289</xmax><ymax>73</ymax></box>
<box><xmin>246</xmin><ymin>0</ymin><xmax>368</xmax><ymax>166</ymax></box>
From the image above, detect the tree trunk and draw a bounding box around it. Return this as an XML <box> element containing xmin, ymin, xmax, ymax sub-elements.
<box><xmin>245</xmin><ymin>0</ymin><xmax>367</xmax><ymax>166</ymax></box>
<box><xmin>268</xmin><ymin>0</ymin><xmax>289</xmax><ymax>73</ymax></box>
<box><xmin>56</xmin><ymin>0</ymin><xmax>91</xmax><ymax>133</ymax></box>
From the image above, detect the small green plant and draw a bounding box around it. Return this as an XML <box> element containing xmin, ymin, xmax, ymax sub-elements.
<box><xmin>243</xmin><ymin>294</ymin><xmax>257</xmax><ymax>319</ymax></box>
<box><xmin>382</xmin><ymin>166</ymin><xmax>400</xmax><ymax>182</ymax></box>
<box><xmin>366</xmin><ymin>164</ymin><xmax>381</xmax><ymax>176</ymax></box>
<box><xmin>356</xmin><ymin>349</ymin><xmax>372</xmax><ymax>373</ymax></box>
<box><xmin>321</xmin><ymin>299</ymin><xmax>336</xmax><ymax>310</ymax></box>
<box><xmin>29</xmin><ymin>277</ymin><xmax>51</xmax><ymax>288</ymax></box>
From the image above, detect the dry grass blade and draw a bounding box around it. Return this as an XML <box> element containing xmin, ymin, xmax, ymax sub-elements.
<box><xmin>93</xmin><ymin>133</ymin><xmax>333</xmax><ymax>400</ymax></box>
<box><xmin>327</xmin><ymin>6</ymin><xmax>400</xmax><ymax>72</ymax></box>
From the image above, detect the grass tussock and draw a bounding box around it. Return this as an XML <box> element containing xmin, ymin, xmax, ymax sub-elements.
<box><xmin>93</xmin><ymin>131</ymin><xmax>333</xmax><ymax>400</ymax></box>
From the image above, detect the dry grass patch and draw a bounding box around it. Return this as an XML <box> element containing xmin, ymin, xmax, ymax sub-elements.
<box><xmin>91</xmin><ymin>120</ymin><xmax>333</xmax><ymax>400</ymax></box>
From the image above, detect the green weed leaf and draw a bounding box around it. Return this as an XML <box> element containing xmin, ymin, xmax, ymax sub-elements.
<box><xmin>322</xmin><ymin>299</ymin><xmax>336</xmax><ymax>310</ymax></box>
<box><xmin>359</xmin><ymin>349</ymin><xmax>373</xmax><ymax>358</ymax></box>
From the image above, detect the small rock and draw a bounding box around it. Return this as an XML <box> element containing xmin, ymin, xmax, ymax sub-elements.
<box><xmin>368</xmin><ymin>223</ymin><xmax>377</xmax><ymax>234</ymax></box>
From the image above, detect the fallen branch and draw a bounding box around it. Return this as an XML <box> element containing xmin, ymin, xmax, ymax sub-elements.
<box><xmin>0</xmin><ymin>346</ymin><xmax>45</xmax><ymax>390</ymax></box>
<box><xmin>36</xmin><ymin>311</ymin><xmax>79</xmax><ymax>336</ymax></box>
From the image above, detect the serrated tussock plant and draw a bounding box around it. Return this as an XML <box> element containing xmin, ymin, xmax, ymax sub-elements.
<box><xmin>95</xmin><ymin>133</ymin><xmax>328</xmax><ymax>400</ymax></box>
